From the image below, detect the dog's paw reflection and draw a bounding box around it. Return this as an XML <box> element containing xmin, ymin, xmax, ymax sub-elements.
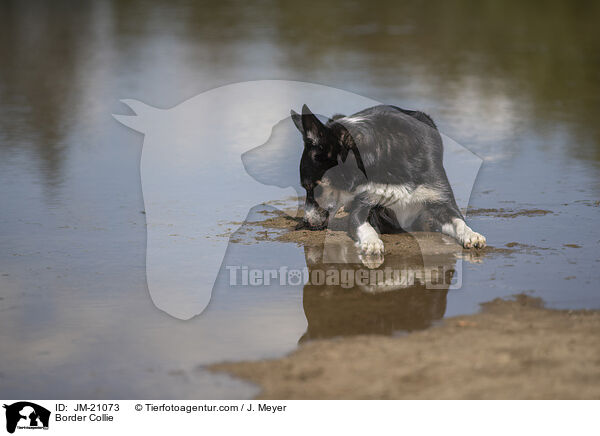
<box><xmin>459</xmin><ymin>249</ymin><xmax>485</xmax><ymax>264</ymax></box>
<box><xmin>358</xmin><ymin>253</ymin><xmax>385</xmax><ymax>269</ymax></box>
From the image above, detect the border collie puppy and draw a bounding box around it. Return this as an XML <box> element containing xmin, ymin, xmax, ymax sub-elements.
<box><xmin>291</xmin><ymin>104</ymin><xmax>486</xmax><ymax>257</ymax></box>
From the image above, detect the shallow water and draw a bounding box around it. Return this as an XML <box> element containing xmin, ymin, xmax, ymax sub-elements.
<box><xmin>0</xmin><ymin>0</ymin><xmax>599</xmax><ymax>399</ymax></box>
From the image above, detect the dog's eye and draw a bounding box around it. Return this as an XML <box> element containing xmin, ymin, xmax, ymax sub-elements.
<box><xmin>311</xmin><ymin>149</ymin><xmax>325</xmax><ymax>161</ymax></box>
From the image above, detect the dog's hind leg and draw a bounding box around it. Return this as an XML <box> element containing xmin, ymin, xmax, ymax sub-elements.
<box><xmin>417</xmin><ymin>203</ymin><xmax>486</xmax><ymax>249</ymax></box>
<box><xmin>368</xmin><ymin>206</ymin><xmax>405</xmax><ymax>234</ymax></box>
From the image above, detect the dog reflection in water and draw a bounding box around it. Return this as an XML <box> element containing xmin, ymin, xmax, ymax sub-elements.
<box><xmin>299</xmin><ymin>235</ymin><xmax>456</xmax><ymax>342</ymax></box>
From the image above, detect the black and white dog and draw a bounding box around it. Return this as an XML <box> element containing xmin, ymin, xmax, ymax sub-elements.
<box><xmin>291</xmin><ymin>104</ymin><xmax>486</xmax><ymax>256</ymax></box>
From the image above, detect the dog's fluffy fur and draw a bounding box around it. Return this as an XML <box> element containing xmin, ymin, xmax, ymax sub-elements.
<box><xmin>291</xmin><ymin>104</ymin><xmax>486</xmax><ymax>256</ymax></box>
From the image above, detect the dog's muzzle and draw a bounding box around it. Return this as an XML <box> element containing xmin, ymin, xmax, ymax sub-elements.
<box><xmin>302</xmin><ymin>203</ymin><xmax>329</xmax><ymax>230</ymax></box>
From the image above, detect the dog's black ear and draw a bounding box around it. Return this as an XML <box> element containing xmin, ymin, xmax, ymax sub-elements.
<box><xmin>338</xmin><ymin>147</ymin><xmax>368</xmax><ymax>179</ymax></box>
<box><xmin>336</xmin><ymin>127</ymin><xmax>352</xmax><ymax>163</ymax></box>
<box><xmin>300</xmin><ymin>104</ymin><xmax>326</xmax><ymax>144</ymax></box>
<box><xmin>339</xmin><ymin>146</ymin><xmax>350</xmax><ymax>162</ymax></box>
<box><xmin>337</xmin><ymin>130</ymin><xmax>368</xmax><ymax>179</ymax></box>
<box><xmin>290</xmin><ymin>109</ymin><xmax>303</xmax><ymax>133</ymax></box>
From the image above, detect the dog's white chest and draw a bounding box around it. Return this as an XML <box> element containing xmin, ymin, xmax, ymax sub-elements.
<box><xmin>358</xmin><ymin>183</ymin><xmax>443</xmax><ymax>228</ymax></box>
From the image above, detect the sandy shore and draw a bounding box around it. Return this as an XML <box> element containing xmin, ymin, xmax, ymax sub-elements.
<box><xmin>211</xmin><ymin>207</ymin><xmax>599</xmax><ymax>399</ymax></box>
<box><xmin>212</xmin><ymin>295</ymin><xmax>600</xmax><ymax>399</ymax></box>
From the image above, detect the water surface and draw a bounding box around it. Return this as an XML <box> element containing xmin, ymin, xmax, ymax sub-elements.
<box><xmin>1</xmin><ymin>0</ymin><xmax>599</xmax><ymax>399</ymax></box>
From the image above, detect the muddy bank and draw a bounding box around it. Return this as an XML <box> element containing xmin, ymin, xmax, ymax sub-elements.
<box><xmin>466</xmin><ymin>207</ymin><xmax>554</xmax><ymax>218</ymax></box>
<box><xmin>232</xmin><ymin>208</ymin><xmax>555</xmax><ymax>259</ymax></box>
<box><xmin>211</xmin><ymin>295</ymin><xmax>600</xmax><ymax>399</ymax></box>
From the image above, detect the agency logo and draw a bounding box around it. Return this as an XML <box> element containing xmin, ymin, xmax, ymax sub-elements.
<box><xmin>3</xmin><ymin>402</ymin><xmax>50</xmax><ymax>434</ymax></box>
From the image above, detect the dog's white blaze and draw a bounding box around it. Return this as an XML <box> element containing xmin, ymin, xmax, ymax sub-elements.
<box><xmin>306</xmin><ymin>130</ymin><xmax>319</xmax><ymax>142</ymax></box>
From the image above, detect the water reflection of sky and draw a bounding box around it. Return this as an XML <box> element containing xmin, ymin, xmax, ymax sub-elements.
<box><xmin>0</xmin><ymin>1</ymin><xmax>599</xmax><ymax>398</ymax></box>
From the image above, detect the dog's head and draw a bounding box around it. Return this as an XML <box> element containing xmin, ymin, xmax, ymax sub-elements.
<box><xmin>291</xmin><ymin>104</ymin><xmax>366</xmax><ymax>229</ymax></box>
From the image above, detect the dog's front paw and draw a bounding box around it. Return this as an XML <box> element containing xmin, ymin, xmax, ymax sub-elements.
<box><xmin>355</xmin><ymin>223</ymin><xmax>385</xmax><ymax>268</ymax></box>
<box><xmin>356</xmin><ymin>237</ymin><xmax>385</xmax><ymax>268</ymax></box>
<box><xmin>356</xmin><ymin>236</ymin><xmax>385</xmax><ymax>256</ymax></box>
<box><xmin>463</xmin><ymin>231</ymin><xmax>486</xmax><ymax>249</ymax></box>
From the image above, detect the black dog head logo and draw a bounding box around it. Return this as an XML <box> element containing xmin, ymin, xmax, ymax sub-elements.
<box><xmin>3</xmin><ymin>402</ymin><xmax>50</xmax><ymax>434</ymax></box>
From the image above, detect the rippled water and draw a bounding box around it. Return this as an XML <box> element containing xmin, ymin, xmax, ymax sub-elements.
<box><xmin>1</xmin><ymin>0</ymin><xmax>599</xmax><ymax>399</ymax></box>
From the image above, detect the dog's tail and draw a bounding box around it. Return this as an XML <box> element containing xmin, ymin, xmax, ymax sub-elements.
<box><xmin>389</xmin><ymin>105</ymin><xmax>437</xmax><ymax>130</ymax></box>
<box><xmin>327</xmin><ymin>113</ymin><xmax>346</xmax><ymax>124</ymax></box>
